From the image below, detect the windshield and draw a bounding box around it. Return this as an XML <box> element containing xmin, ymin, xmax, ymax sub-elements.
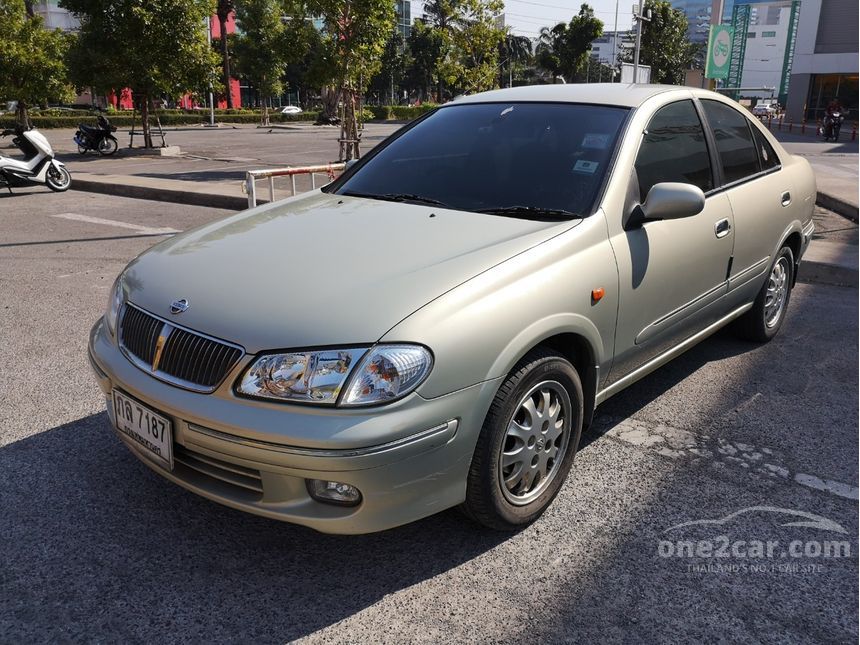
<box><xmin>332</xmin><ymin>102</ymin><xmax>629</xmax><ymax>217</ymax></box>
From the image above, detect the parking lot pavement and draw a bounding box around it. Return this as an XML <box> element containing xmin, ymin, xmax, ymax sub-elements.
<box><xmin>0</xmin><ymin>192</ymin><xmax>857</xmax><ymax>643</ymax></box>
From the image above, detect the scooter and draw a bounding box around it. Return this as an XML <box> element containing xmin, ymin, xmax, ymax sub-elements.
<box><xmin>0</xmin><ymin>125</ymin><xmax>71</xmax><ymax>193</ymax></box>
<box><xmin>821</xmin><ymin>111</ymin><xmax>845</xmax><ymax>142</ymax></box>
<box><xmin>74</xmin><ymin>114</ymin><xmax>118</xmax><ymax>155</ymax></box>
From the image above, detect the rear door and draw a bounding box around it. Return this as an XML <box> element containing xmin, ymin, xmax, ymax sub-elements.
<box><xmin>698</xmin><ymin>99</ymin><xmax>792</xmax><ymax>294</ymax></box>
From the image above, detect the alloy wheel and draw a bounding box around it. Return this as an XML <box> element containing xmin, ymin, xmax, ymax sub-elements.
<box><xmin>764</xmin><ymin>256</ymin><xmax>789</xmax><ymax>328</ymax></box>
<box><xmin>498</xmin><ymin>380</ymin><xmax>571</xmax><ymax>506</ymax></box>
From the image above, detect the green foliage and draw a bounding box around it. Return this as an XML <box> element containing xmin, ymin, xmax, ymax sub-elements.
<box><xmin>623</xmin><ymin>0</ymin><xmax>695</xmax><ymax>84</ymax></box>
<box><xmin>234</xmin><ymin>0</ymin><xmax>310</xmax><ymax>120</ymax></box>
<box><xmin>0</xmin><ymin>110</ymin><xmax>320</xmax><ymax>129</ymax></box>
<box><xmin>310</xmin><ymin>0</ymin><xmax>396</xmax><ymax>91</ymax></box>
<box><xmin>366</xmin><ymin>104</ymin><xmax>437</xmax><ymax>120</ymax></box>
<box><xmin>62</xmin><ymin>0</ymin><xmax>219</xmax><ymax>99</ymax></box>
<box><xmin>436</xmin><ymin>0</ymin><xmax>506</xmax><ymax>94</ymax></box>
<box><xmin>369</xmin><ymin>32</ymin><xmax>407</xmax><ymax>103</ymax></box>
<box><xmin>536</xmin><ymin>4</ymin><xmax>603</xmax><ymax>82</ymax></box>
<box><xmin>0</xmin><ymin>0</ymin><xmax>75</xmax><ymax>125</ymax></box>
<box><xmin>404</xmin><ymin>19</ymin><xmax>443</xmax><ymax>99</ymax></box>
<box><xmin>61</xmin><ymin>0</ymin><xmax>220</xmax><ymax>145</ymax></box>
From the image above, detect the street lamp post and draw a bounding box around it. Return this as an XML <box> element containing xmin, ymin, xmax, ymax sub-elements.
<box><xmin>205</xmin><ymin>16</ymin><xmax>216</xmax><ymax>127</ymax></box>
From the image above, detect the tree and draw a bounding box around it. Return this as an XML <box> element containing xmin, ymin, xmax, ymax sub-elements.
<box><xmin>404</xmin><ymin>18</ymin><xmax>443</xmax><ymax>101</ymax></box>
<box><xmin>216</xmin><ymin>0</ymin><xmax>235</xmax><ymax>108</ymax></box>
<box><xmin>0</xmin><ymin>0</ymin><xmax>75</xmax><ymax>127</ymax></box>
<box><xmin>437</xmin><ymin>0</ymin><xmax>506</xmax><ymax>95</ymax></box>
<box><xmin>233</xmin><ymin>0</ymin><xmax>308</xmax><ymax>125</ymax></box>
<box><xmin>421</xmin><ymin>0</ymin><xmax>457</xmax><ymax>101</ymax></box>
<box><xmin>498</xmin><ymin>32</ymin><xmax>532</xmax><ymax>88</ymax></box>
<box><xmin>369</xmin><ymin>32</ymin><xmax>407</xmax><ymax>104</ymax></box>
<box><xmin>61</xmin><ymin>0</ymin><xmax>219</xmax><ymax>147</ymax></box>
<box><xmin>623</xmin><ymin>0</ymin><xmax>695</xmax><ymax>84</ymax></box>
<box><xmin>310</xmin><ymin>0</ymin><xmax>395</xmax><ymax>160</ymax></box>
<box><xmin>536</xmin><ymin>4</ymin><xmax>603</xmax><ymax>83</ymax></box>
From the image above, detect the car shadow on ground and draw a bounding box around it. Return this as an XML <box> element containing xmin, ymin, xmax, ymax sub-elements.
<box><xmin>0</xmin><ymin>411</ymin><xmax>508</xmax><ymax>642</ymax></box>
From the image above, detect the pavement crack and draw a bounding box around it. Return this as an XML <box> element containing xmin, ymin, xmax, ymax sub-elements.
<box><xmin>596</xmin><ymin>417</ymin><xmax>858</xmax><ymax>501</ymax></box>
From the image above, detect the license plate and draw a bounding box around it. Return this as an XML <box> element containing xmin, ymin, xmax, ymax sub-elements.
<box><xmin>111</xmin><ymin>389</ymin><xmax>173</xmax><ymax>469</ymax></box>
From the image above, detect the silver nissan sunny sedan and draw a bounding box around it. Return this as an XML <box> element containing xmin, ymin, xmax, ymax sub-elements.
<box><xmin>88</xmin><ymin>85</ymin><xmax>815</xmax><ymax>533</ymax></box>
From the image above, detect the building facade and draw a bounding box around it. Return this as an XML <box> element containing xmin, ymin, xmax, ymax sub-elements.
<box><xmin>784</xmin><ymin>0</ymin><xmax>858</xmax><ymax>122</ymax></box>
<box><xmin>394</xmin><ymin>0</ymin><xmax>412</xmax><ymax>40</ymax></box>
<box><xmin>30</xmin><ymin>0</ymin><xmax>79</xmax><ymax>30</ymax></box>
<box><xmin>590</xmin><ymin>31</ymin><xmax>634</xmax><ymax>67</ymax></box>
<box><xmin>726</xmin><ymin>0</ymin><xmax>801</xmax><ymax>103</ymax></box>
<box><xmin>669</xmin><ymin>0</ymin><xmax>737</xmax><ymax>43</ymax></box>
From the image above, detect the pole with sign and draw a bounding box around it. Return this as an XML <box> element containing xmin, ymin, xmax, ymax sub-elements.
<box><xmin>705</xmin><ymin>24</ymin><xmax>733</xmax><ymax>80</ymax></box>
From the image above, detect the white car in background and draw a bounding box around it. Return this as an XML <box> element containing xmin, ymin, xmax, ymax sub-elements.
<box><xmin>753</xmin><ymin>101</ymin><xmax>779</xmax><ymax>118</ymax></box>
<box><xmin>280</xmin><ymin>105</ymin><xmax>303</xmax><ymax>115</ymax></box>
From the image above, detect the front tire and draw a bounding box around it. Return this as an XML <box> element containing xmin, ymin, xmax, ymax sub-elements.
<box><xmin>461</xmin><ymin>348</ymin><xmax>584</xmax><ymax>530</ymax></box>
<box><xmin>98</xmin><ymin>136</ymin><xmax>118</xmax><ymax>156</ymax></box>
<box><xmin>46</xmin><ymin>164</ymin><xmax>71</xmax><ymax>192</ymax></box>
<box><xmin>734</xmin><ymin>246</ymin><xmax>794</xmax><ymax>342</ymax></box>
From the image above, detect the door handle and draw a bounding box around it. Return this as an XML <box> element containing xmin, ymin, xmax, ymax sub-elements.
<box><xmin>781</xmin><ymin>191</ymin><xmax>791</xmax><ymax>207</ymax></box>
<box><xmin>714</xmin><ymin>218</ymin><xmax>731</xmax><ymax>239</ymax></box>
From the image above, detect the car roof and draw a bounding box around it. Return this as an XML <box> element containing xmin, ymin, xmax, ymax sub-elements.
<box><xmin>451</xmin><ymin>83</ymin><xmax>690</xmax><ymax>108</ymax></box>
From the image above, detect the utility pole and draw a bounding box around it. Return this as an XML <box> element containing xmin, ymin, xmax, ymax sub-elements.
<box><xmin>611</xmin><ymin>0</ymin><xmax>619</xmax><ymax>81</ymax></box>
<box><xmin>632</xmin><ymin>0</ymin><xmax>651</xmax><ymax>83</ymax></box>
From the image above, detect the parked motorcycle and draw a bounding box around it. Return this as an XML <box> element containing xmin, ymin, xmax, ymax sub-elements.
<box><xmin>74</xmin><ymin>114</ymin><xmax>118</xmax><ymax>155</ymax></box>
<box><xmin>0</xmin><ymin>125</ymin><xmax>71</xmax><ymax>193</ymax></box>
<box><xmin>820</xmin><ymin>111</ymin><xmax>845</xmax><ymax>142</ymax></box>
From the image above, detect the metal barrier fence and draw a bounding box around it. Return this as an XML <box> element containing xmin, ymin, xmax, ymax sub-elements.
<box><xmin>243</xmin><ymin>162</ymin><xmax>346</xmax><ymax>209</ymax></box>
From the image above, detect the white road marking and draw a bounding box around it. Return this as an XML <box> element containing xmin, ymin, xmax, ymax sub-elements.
<box><xmin>50</xmin><ymin>212</ymin><xmax>180</xmax><ymax>235</ymax></box>
<box><xmin>604</xmin><ymin>418</ymin><xmax>859</xmax><ymax>501</ymax></box>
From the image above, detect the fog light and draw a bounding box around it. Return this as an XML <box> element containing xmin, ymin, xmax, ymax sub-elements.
<box><xmin>306</xmin><ymin>479</ymin><xmax>362</xmax><ymax>506</ymax></box>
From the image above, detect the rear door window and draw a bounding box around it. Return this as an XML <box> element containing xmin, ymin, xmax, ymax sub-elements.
<box><xmin>701</xmin><ymin>100</ymin><xmax>761</xmax><ymax>184</ymax></box>
<box><xmin>634</xmin><ymin>100</ymin><xmax>713</xmax><ymax>201</ymax></box>
<box><xmin>751</xmin><ymin>126</ymin><xmax>781</xmax><ymax>171</ymax></box>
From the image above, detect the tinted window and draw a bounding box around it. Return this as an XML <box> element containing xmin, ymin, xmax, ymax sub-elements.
<box><xmin>701</xmin><ymin>100</ymin><xmax>761</xmax><ymax>184</ymax></box>
<box><xmin>751</xmin><ymin>126</ymin><xmax>780</xmax><ymax>171</ymax></box>
<box><xmin>333</xmin><ymin>103</ymin><xmax>629</xmax><ymax>216</ymax></box>
<box><xmin>635</xmin><ymin>100</ymin><xmax>713</xmax><ymax>201</ymax></box>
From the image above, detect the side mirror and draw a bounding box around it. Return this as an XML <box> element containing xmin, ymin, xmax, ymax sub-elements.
<box><xmin>640</xmin><ymin>182</ymin><xmax>706</xmax><ymax>221</ymax></box>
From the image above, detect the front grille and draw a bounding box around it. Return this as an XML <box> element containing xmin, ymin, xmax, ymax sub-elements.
<box><xmin>119</xmin><ymin>304</ymin><xmax>243</xmax><ymax>391</ymax></box>
<box><xmin>174</xmin><ymin>443</ymin><xmax>263</xmax><ymax>498</ymax></box>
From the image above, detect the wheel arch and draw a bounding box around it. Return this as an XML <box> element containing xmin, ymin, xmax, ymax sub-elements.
<box><xmin>488</xmin><ymin>316</ymin><xmax>603</xmax><ymax>431</ymax></box>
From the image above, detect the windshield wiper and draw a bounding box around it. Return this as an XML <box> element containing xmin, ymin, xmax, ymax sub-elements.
<box><xmin>342</xmin><ymin>191</ymin><xmax>449</xmax><ymax>207</ymax></box>
<box><xmin>475</xmin><ymin>205</ymin><xmax>581</xmax><ymax>220</ymax></box>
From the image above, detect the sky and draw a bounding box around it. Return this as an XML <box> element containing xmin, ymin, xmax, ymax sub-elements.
<box><xmin>410</xmin><ymin>0</ymin><xmax>636</xmax><ymax>40</ymax></box>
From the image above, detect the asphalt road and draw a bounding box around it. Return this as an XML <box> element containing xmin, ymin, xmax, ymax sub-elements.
<box><xmin>0</xmin><ymin>190</ymin><xmax>857</xmax><ymax>643</ymax></box>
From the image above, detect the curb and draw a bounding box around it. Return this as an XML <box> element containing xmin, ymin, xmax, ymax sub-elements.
<box><xmin>71</xmin><ymin>176</ymin><xmax>254</xmax><ymax>211</ymax></box>
<box><xmin>816</xmin><ymin>191</ymin><xmax>859</xmax><ymax>222</ymax></box>
<box><xmin>797</xmin><ymin>259</ymin><xmax>858</xmax><ymax>287</ymax></box>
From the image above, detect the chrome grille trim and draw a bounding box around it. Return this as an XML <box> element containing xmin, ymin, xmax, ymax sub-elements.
<box><xmin>118</xmin><ymin>303</ymin><xmax>245</xmax><ymax>393</ymax></box>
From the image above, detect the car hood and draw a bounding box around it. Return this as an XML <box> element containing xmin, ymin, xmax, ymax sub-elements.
<box><xmin>123</xmin><ymin>191</ymin><xmax>576</xmax><ymax>353</ymax></box>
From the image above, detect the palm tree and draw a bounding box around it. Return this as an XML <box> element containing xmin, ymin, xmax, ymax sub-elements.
<box><xmin>499</xmin><ymin>33</ymin><xmax>532</xmax><ymax>87</ymax></box>
<box><xmin>536</xmin><ymin>24</ymin><xmax>566</xmax><ymax>83</ymax></box>
<box><xmin>216</xmin><ymin>0</ymin><xmax>235</xmax><ymax>108</ymax></box>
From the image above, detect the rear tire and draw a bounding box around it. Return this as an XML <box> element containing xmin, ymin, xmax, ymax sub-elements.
<box><xmin>46</xmin><ymin>165</ymin><xmax>71</xmax><ymax>192</ymax></box>
<box><xmin>460</xmin><ymin>348</ymin><xmax>584</xmax><ymax>530</ymax></box>
<box><xmin>734</xmin><ymin>246</ymin><xmax>794</xmax><ymax>342</ymax></box>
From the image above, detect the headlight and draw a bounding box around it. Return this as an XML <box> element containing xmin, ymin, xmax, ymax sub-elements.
<box><xmin>105</xmin><ymin>277</ymin><xmax>124</xmax><ymax>336</ymax></box>
<box><xmin>237</xmin><ymin>348</ymin><xmax>367</xmax><ymax>404</ymax></box>
<box><xmin>236</xmin><ymin>344</ymin><xmax>432</xmax><ymax>406</ymax></box>
<box><xmin>341</xmin><ymin>345</ymin><xmax>433</xmax><ymax>406</ymax></box>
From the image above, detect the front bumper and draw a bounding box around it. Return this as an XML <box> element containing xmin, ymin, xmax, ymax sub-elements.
<box><xmin>88</xmin><ymin>319</ymin><xmax>500</xmax><ymax>534</ymax></box>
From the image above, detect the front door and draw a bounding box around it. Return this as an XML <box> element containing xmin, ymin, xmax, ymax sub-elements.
<box><xmin>607</xmin><ymin>98</ymin><xmax>735</xmax><ymax>385</ymax></box>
